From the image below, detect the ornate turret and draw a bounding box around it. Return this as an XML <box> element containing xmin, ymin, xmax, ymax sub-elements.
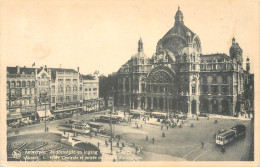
<box><xmin>246</xmin><ymin>57</ymin><xmax>250</xmax><ymax>72</ymax></box>
<box><xmin>138</xmin><ymin>38</ymin><xmax>143</xmax><ymax>52</ymax></box>
<box><xmin>229</xmin><ymin>37</ymin><xmax>243</xmax><ymax>64</ymax></box>
<box><xmin>175</xmin><ymin>6</ymin><xmax>184</xmax><ymax>24</ymax></box>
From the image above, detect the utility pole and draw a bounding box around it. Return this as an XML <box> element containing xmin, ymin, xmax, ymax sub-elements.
<box><xmin>109</xmin><ymin>87</ymin><xmax>115</xmax><ymax>155</ymax></box>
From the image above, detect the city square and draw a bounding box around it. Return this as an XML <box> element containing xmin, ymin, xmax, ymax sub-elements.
<box><xmin>7</xmin><ymin>109</ymin><xmax>253</xmax><ymax>161</ymax></box>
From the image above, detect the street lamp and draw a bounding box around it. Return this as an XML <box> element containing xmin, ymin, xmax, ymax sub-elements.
<box><xmin>166</xmin><ymin>92</ymin><xmax>171</xmax><ymax>119</ymax></box>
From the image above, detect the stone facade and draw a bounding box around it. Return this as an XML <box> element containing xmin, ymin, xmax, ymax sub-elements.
<box><xmin>115</xmin><ymin>7</ymin><xmax>252</xmax><ymax>116</ymax></box>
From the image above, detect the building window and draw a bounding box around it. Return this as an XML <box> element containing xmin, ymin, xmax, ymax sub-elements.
<box><xmin>27</xmin><ymin>81</ymin><xmax>30</xmax><ymax>87</ymax></box>
<box><xmin>66</xmin><ymin>85</ymin><xmax>71</xmax><ymax>92</ymax></box>
<box><xmin>80</xmin><ymin>85</ymin><xmax>82</xmax><ymax>91</ymax></box>
<box><xmin>73</xmin><ymin>95</ymin><xmax>77</xmax><ymax>101</ymax></box>
<box><xmin>93</xmin><ymin>88</ymin><xmax>97</xmax><ymax>91</ymax></box>
<box><xmin>58</xmin><ymin>85</ymin><xmax>64</xmax><ymax>93</ymax></box>
<box><xmin>58</xmin><ymin>79</ymin><xmax>63</xmax><ymax>82</ymax></box>
<box><xmin>11</xmin><ymin>81</ymin><xmax>16</xmax><ymax>87</ymax></box>
<box><xmin>221</xmin><ymin>86</ymin><xmax>228</xmax><ymax>94</ymax></box>
<box><xmin>66</xmin><ymin>96</ymin><xmax>71</xmax><ymax>102</ymax></box>
<box><xmin>202</xmin><ymin>85</ymin><xmax>208</xmax><ymax>94</ymax></box>
<box><xmin>192</xmin><ymin>64</ymin><xmax>196</xmax><ymax>70</ymax></box>
<box><xmin>73</xmin><ymin>85</ymin><xmax>77</xmax><ymax>92</ymax></box>
<box><xmin>25</xmin><ymin>88</ymin><xmax>27</xmax><ymax>95</ymax></box>
<box><xmin>66</xmin><ymin>79</ymin><xmax>71</xmax><ymax>82</ymax></box>
<box><xmin>85</xmin><ymin>88</ymin><xmax>88</xmax><ymax>91</ymax></box>
<box><xmin>213</xmin><ymin>76</ymin><xmax>217</xmax><ymax>83</ymax></box>
<box><xmin>212</xmin><ymin>85</ymin><xmax>218</xmax><ymax>94</ymax></box>
<box><xmin>16</xmin><ymin>81</ymin><xmax>21</xmax><ymax>87</ymax></box>
<box><xmin>52</xmin><ymin>97</ymin><xmax>55</xmax><ymax>103</ymax></box>
<box><xmin>192</xmin><ymin>86</ymin><xmax>196</xmax><ymax>94</ymax></box>
<box><xmin>31</xmin><ymin>81</ymin><xmax>35</xmax><ymax>87</ymax></box>
<box><xmin>223</xmin><ymin>76</ymin><xmax>227</xmax><ymax>83</ymax></box>
<box><xmin>80</xmin><ymin>95</ymin><xmax>82</xmax><ymax>100</ymax></box>
<box><xmin>89</xmin><ymin>88</ymin><xmax>91</xmax><ymax>91</ymax></box>
<box><xmin>213</xmin><ymin>64</ymin><xmax>216</xmax><ymax>70</ymax></box>
<box><xmin>73</xmin><ymin>79</ymin><xmax>77</xmax><ymax>81</ymax></box>
<box><xmin>52</xmin><ymin>86</ymin><xmax>55</xmax><ymax>93</ymax></box>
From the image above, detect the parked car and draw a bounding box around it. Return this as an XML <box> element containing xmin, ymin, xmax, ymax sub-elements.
<box><xmin>199</xmin><ymin>112</ymin><xmax>209</xmax><ymax>117</ymax></box>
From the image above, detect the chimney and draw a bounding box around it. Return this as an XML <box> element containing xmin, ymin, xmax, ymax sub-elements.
<box><xmin>16</xmin><ymin>66</ymin><xmax>20</xmax><ymax>74</ymax></box>
<box><xmin>77</xmin><ymin>67</ymin><xmax>79</xmax><ymax>72</ymax></box>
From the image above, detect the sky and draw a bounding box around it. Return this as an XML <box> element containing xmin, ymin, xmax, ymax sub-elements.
<box><xmin>1</xmin><ymin>0</ymin><xmax>259</xmax><ymax>75</ymax></box>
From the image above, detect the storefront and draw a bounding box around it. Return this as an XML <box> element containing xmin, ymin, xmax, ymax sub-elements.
<box><xmin>7</xmin><ymin>113</ymin><xmax>22</xmax><ymax>125</ymax></box>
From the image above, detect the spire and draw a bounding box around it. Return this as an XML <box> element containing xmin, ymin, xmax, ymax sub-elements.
<box><xmin>175</xmin><ymin>6</ymin><xmax>184</xmax><ymax>24</ymax></box>
<box><xmin>138</xmin><ymin>37</ymin><xmax>143</xmax><ymax>52</ymax></box>
<box><xmin>232</xmin><ymin>37</ymin><xmax>236</xmax><ymax>44</ymax></box>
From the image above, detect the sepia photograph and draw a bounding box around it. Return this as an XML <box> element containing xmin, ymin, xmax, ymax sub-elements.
<box><xmin>0</xmin><ymin>0</ymin><xmax>259</xmax><ymax>166</ymax></box>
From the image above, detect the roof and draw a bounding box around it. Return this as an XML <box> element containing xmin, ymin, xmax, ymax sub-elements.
<box><xmin>49</xmin><ymin>68</ymin><xmax>78</xmax><ymax>81</ymax></box>
<box><xmin>162</xmin><ymin>23</ymin><xmax>195</xmax><ymax>40</ymax></box>
<box><xmin>200</xmin><ymin>53</ymin><xmax>230</xmax><ymax>62</ymax></box>
<box><xmin>7</xmin><ymin>66</ymin><xmax>36</xmax><ymax>75</ymax></box>
<box><xmin>82</xmin><ymin>74</ymin><xmax>95</xmax><ymax>80</ymax></box>
<box><xmin>218</xmin><ymin>129</ymin><xmax>235</xmax><ymax>137</ymax></box>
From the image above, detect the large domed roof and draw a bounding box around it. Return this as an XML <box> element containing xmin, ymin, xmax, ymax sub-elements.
<box><xmin>157</xmin><ymin>7</ymin><xmax>201</xmax><ymax>54</ymax></box>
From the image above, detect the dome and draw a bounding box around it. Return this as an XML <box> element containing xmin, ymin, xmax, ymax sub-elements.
<box><xmin>180</xmin><ymin>46</ymin><xmax>199</xmax><ymax>55</ymax></box>
<box><xmin>158</xmin><ymin>7</ymin><xmax>201</xmax><ymax>54</ymax></box>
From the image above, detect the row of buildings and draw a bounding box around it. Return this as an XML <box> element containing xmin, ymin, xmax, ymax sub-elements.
<box><xmin>114</xmin><ymin>7</ymin><xmax>254</xmax><ymax>116</ymax></box>
<box><xmin>6</xmin><ymin>66</ymin><xmax>104</xmax><ymax>124</ymax></box>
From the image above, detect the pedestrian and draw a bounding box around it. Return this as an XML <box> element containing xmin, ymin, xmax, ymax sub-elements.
<box><xmin>152</xmin><ymin>137</ymin><xmax>155</xmax><ymax>144</ymax></box>
<box><xmin>215</xmin><ymin>120</ymin><xmax>218</xmax><ymax>124</ymax></box>
<box><xmin>146</xmin><ymin>135</ymin><xmax>148</xmax><ymax>141</ymax></box>
<box><xmin>118</xmin><ymin>135</ymin><xmax>121</xmax><ymax>141</ymax></box>
<box><xmin>141</xmin><ymin>124</ymin><xmax>142</xmax><ymax>128</ymax></box>
<box><xmin>177</xmin><ymin>119</ymin><xmax>179</xmax><ymax>124</ymax></box>
<box><xmin>201</xmin><ymin>142</ymin><xmax>204</xmax><ymax>148</ymax></box>
<box><xmin>133</xmin><ymin>142</ymin><xmax>135</xmax><ymax>146</ymax></box>
<box><xmin>98</xmin><ymin>142</ymin><xmax>100</xmax><ymax>148</ymax></box>
<box><xmin>89</xmin><ymin>133</ymin><xmax>92</xmax><ymax>138</ymax></box>
<box><xmin>167</xmin><ymin>125</ymin><xmax>168</xmax><ymax>130</ymax></box>
<box><xmin>207</xmin><ymin>116</ymin><xmax>209</xmax><ymax>120</ymax></box>
<box><xmin>136</xmin><ymin>147</ymin><xmax>138</xmax><ymax>153</ymax></box>
<box><xmin>161</xmin><ymin>125</ymin><xmax>163</xmax><ymax>130</ymax></box>
<box><xmin>122</xmin><ymin>142</ymin><xmax>125</xmax><ymax>147</ymax></box>
<box><xmin>105</xmin><ymin>140</ymin><xmax>108</xmax><ymax>147</ymax></box>
<box><xmin>148</xmin><ymin>117</ymin><xmax>149</xmax><ymax>121</ymax></box>
<box><xmin>47</xmin><ymin>127</ymin><xmax>49</xmax><ymax>132</ymax></box>
<box><xmin>196</xmin><ymin>117</ymin><xmax>199</xmax><ymax>121</ymax></box>
<box><xmin>137</xmin><ymin>124</ymin><xmax>139</xmax><ymax>128</ymax></box>
<box><xmin>117</xmin><ymin>142</ymin><xmax>119</xmax><ymax>147</ymax></box>
<box><xmin>162</xmin><ymin>131</ymin><xmax>165</xmax><ymax>138</ymax></box>
<box><xmin>179</xmin><ymin>124</ymin><xmax>182</xmax><ymax>128</ymax></box>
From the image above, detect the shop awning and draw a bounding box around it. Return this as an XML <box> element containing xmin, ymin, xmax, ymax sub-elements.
<box><xmin>7</xmin><ymin>113</ymin><xmax>22</xmax><ymax>121</ymax></box>
<box><xmin>37</xmin><ymin>110</ymin><xmax>54</xmax><ymax>118</ymax></box>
